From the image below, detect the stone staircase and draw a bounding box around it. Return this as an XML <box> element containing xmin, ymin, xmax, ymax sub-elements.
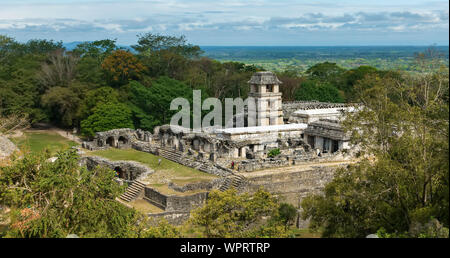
<box><xmin>219</xmin><ymin>174</ymin><xmax>246</xmax><ymax>192</ymax></box>
<box><xmin>198</xmin><ymin>163</ymin><xmax>212</xmax><ymax>173</ymax></box>
<box><xmin>119</xmin><ymin>180</ymin><xmax>146</xmax><ymax>202</ymax></box>
<box><xmin>158</xmin><ymin>148</ymin><xmax>182</xmax><ymax>163</ymax></box>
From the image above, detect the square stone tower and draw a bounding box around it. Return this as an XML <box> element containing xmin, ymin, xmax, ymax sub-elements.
<box><xmin>248</xmin><ymin>71</ymin><xmax>284</xmax><ymax>126</ymax></box>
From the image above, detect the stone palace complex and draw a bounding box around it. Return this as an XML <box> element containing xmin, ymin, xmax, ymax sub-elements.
<box><xmin>81</xmin><ymin>71</ymin><xmax>358</xmax><ymax>225</ymax></box>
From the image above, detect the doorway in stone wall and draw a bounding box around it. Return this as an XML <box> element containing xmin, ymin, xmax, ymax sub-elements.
<box><xmin>332</xmin><ymin>140</ymin><xmax>339</xmax><ymax>153</ymax></box>
<box><xmin>106</xmin><ymin>136</ymin><xmax>115</xmax><ymax>147</ymax></box>
<box><xmin>115</xmin><ymin>166</ymin><xmax>125</xmax><ymax>179</ymax></box>
<box><xmin>118</xmin><ymin>136</ymin><xmax>128</xmax><ymax>146</ymax></box>
<box><xmin>307</xmin><ymin>136</ymin><xmax>315</xmax><ymax>149</ymax></box>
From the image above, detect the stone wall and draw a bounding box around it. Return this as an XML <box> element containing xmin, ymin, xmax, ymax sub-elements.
<box><xmin>131</xmin><ymin>141</ymin><xmax>158</xmax><ymax>155</ymax></box>
<box><xmin>132</xmin><ymin>141</ymin><xmax>233</xmax><ymax>177</ymax></box>
<box><xmin>82</xmin><ymin>128</ymin><xmax>152</xmax><ymax>151</ymax></box>
<box><xmin>80</xmin><ymin>156</ymin><xmax>154</xmax><ymax>181</ymax></box>
<box><xmin>147</xmin><ymin>211</ymin><xmax>191</xmax><ymax>225</ymax></box>
<box><xmin>144</xmin><ymin>186</ymin><xmax>209</xmax><ymax>212</ymax></box>
<box><xmin>168</xmin><ymin>178</ymin><xmax>225</xmax><ymax>192</ymax></box>
<box><xmin>165</xmin><ymin>192</ymin><xmax>209</xmax><ymax>212</ymax></box>
<box><xmin>238</xmin><ymin>158</ymin><xmax>291</xmax><ymax>172</ymax></box>
<box><xmin>241</xmin><ymin>165</ymin><xmax>340</xmax><ymax>207</ymax></box>
<box><xmin>144</xmin><ymin>188</ymin><xmax>167</xmax><ymax>210</ymax></box>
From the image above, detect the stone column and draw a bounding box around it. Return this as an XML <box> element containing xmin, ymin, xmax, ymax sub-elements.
<box><xmin>233</xmin><ymin>148</ymin><xmax>239</xmax><ymax>158</ymax></box>
<box><xmin>240</xmin><ymin>147</ymin><xmax>246</xmax><ymax>158</ymax></box>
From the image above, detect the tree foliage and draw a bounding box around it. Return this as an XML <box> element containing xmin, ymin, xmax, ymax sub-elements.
<box><xmin>128</xmin><ymin>78</ymin><xmax>194</xmax><ymax>131</ymax></box>
<box><xmin>80</xmin><ymin>102</ymin><xmax>134</xmax><ymax>137</ymax></box>
<box><xmin>294</xmin><ymin>80</ymin><xmax>344</xmax><ymax>103</ymax></box>
<box><xmin>301</xmin><ymin>63</ymin><xmax>449</xmax><ymax>238</ymax></box>
<box><xmin>0</xmin><ymin>149</ymin><xmax>140</xmax><ymax>237</ymax></box>
<box><xmin>132</xmin><ymin>33</ymin><xmax>202</xmax><ymax>59</ymax></box>
<box><xmin>189</xmin><ymin>188</ymin><xmax>288</xmax><ymax>238</ymax></box>
<box><xmin>101</xmin><ymin>50</ymin><xmax>145</xmax><ymax>86</ymax></box>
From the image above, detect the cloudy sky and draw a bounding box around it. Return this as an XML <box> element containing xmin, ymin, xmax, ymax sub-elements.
<box><xmin>0</xmin><ymin>0</ymin><xmax>448</xmax><ymax>45</ymax></box>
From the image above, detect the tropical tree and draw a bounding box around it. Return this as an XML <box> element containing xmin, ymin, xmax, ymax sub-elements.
<box><xmin>0</xmin><ymin>149</ymin><xmax>140</xmax><ymax>238</ymax></box>
<box><xmin>101</xmin><ymin>50</ymin><xmax>145</xmax><ymax>86</ymax></box>
<box><xmin>41</xmin><ymin>86</ymin><xmax>81</xmax><ymax>127</ymax></box>
<box><xmin>128</xmin><ymin>78</ymin><xmax>194</xmax><ymax>131</ymax></box>
<box><xmin>80</xmin><ymin>102</ymin><xmax>134</xmax><ymax>137</ymax></box>
<box><xmin>301</xmin><ymin>65</ymin><xmax>449</xmax><ymax>238</ymax></box>
<box><xmin>189</xmin><ymin>188</ymin><xmax>288</xmax><ymax>238</ymax></box>
<box><xmin>132</xmin><ymin>33</ymin><xmax>202</xmax><ymax>58</ymax></box>
<box><xmin>294</xmin><ymin>80</ymin><xmax>344</xmax><ymax>103</ymax></box>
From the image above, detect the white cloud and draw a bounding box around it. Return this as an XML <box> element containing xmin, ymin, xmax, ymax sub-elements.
<box><xmin>0</xmin><ymin>0</ymin><xmax>448</xmax><ymax>45</ymax></box>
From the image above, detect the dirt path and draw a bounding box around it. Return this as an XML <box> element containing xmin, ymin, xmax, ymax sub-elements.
<box><xmin>237</xmin><ymin>159</ymin><xmax>358</xmax><ymax>178</ymax></box>
<box><xmin>51</xmin><ymin>128</ymin><xmax>83</xmax><ymax>144</ymax></box>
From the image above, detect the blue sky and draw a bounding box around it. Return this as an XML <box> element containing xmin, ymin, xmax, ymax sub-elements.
<box><xmin>0</xmin><ymin>0</ymin><xmax>448</xmax><ymax>46</ymax></box>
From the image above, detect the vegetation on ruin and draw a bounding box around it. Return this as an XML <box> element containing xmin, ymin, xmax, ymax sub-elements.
<box><xmin>267</xmin><ymin>148</ymin><xmax>281</xmax><ymax>158</ymax></box>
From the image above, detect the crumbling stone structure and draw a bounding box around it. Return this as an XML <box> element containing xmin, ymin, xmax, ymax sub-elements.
<box><xmin>80</xmin><ymin>156</ymin><xmax>154</xmax><ymax>181</ymax></box>
<box><xmin>82</xmin><ymin>71</ymin><xmax>357</xmax><ymax>174</ymax></box>
<box><xmin>80</xmin><ymin>71</ymin><xmax>360</xmax><ymax>226</ymax></box>
<box><xmin>82</xmin><ymin>128</ymin><xmax>151</xmax><ymax>150</ymax></box>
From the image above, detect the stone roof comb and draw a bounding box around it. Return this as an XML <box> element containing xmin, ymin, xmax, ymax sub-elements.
<box><xmin>248</xmin><ymin>71</ymin><xmax>282</xmax><ymax>85</ymax></box>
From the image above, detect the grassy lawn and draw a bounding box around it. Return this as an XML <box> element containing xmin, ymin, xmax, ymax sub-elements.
<box><xmin>128</xmin><ymin>199</ymin><xmax>164</xmax><ymax>214</ymax></box>
<box><xmin>10</xmin><ymin>131</ymin><xmax>78</xmax><ymax>155</ymax></box>
<box><xmin>89</xmin><ymin>148</ymin><xmax>217</xmax><ymax>188</ymax></box>
<box><xmin>288</xmin><ymin>227</ymin><xmax>322</xmax><ymax>238</ymax></box>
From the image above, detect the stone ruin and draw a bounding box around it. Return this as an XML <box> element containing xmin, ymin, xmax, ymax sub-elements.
<box><xmin>80</xmin><ymin>156</ymin><xmax>154</xmax><ymax>182</ymax></box>
<box><xmin>82</xmin><ymin>128</ymin><xmax>151</xmax><ymax>151</ymax></box>
<box><xmin>79</xmin><ymin>71</ymin><xmax>360</xmax><ymax>226</ymax></box>
<box><xmin>82</xmin><ymin>72</ymin><xmax>357</xmax><ymax>175</ymax></box>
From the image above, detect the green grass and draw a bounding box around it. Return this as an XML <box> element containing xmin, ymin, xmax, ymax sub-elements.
<box><xmin>128</xmin><ymin>199</ymin><xmax>164</xmax><ymax>213</ymax></box>
<box><xmin>288</xmin><ymin>227</ymin><xmax>322</xmax><ymax>238</ymax></box>
<box><xmin>89</xmin><ymin>148</ymin><xmax>217</xmax><ymax>186</ymax></box>
<box><xmin>10</xmin><ymin>131</ymin><xmax>78</xmax><ymax>155</ymax></box>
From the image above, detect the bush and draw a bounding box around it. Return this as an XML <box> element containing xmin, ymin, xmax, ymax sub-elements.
<box><xmin>267</xmin><ymin>148</ymin><xmax>281</xmax><ymax>158</ymax></box>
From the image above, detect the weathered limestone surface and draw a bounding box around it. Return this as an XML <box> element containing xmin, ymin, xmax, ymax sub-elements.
<box><xmin>143</xmin><ymin>187</ymin><xmax>208</xmax><ymax>212</ymax></box>
<box><xmin>80</xmin><ymin>156</ymin><xmax>154</xmax><ymax>181</ymax></box>
<box><xmin>147</xmin><ymin>211</ymin><xmax>191</xmax><ymax>225</ymax></box>
<box><xmin>304</xmin><ymin>119</ymin><xmax>350</xmax><ymax>141</ymax></box>
<box><xmin>82</xmin><ymin>128</ymin><xmax>152</xmax><ymax>150</ymax></box>
<box><xmin>0</xmin><ymin>136</ymin><xmax>18</xmax><ymax>159</ymax></box>
<box><xmin>241</xmin><ymin>165</ymin><xmax>338</xmax><ymax>207</ymax></box>
<box><xmin>168</xmin><ymin>178</ymin><xmax>225</xmax><ymax>192</ymax></box>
